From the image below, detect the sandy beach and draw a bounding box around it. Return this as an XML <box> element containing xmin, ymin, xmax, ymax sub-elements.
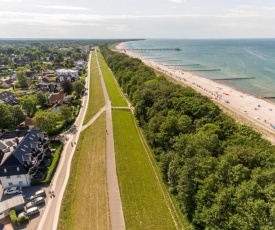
<box><xmin>115</xmin><ymin>42</ymin><xmax>275</xmax><ymax>142</ymax></box>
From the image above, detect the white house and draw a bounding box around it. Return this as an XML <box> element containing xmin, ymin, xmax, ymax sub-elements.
<box><xmin>55</xmin><ymin>69</ymin><xmax>79</xmax><ymax>83</ymax></box>
<box><xmin>0</xmin><ymin>130</ymin><xmax>50</xmax><ymax>189</ymax></box>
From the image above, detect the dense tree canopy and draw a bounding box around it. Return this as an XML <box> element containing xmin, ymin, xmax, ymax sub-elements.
<box><xmin>101</xmin><ymin>46</ymin><xmax>275</xmax><ymax>229</ymax></box>
<box><xmin>16</xmin><ymin>71</ymin><xmax>28</xmax><ymax>88</ymax></box>
<box><xmin>0</xmin><ymin>104</ymin><xmax>25</xmax><ymax>129</ymax></box>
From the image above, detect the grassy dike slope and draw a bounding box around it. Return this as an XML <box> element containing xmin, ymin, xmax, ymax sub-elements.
<box><xmin>97</xmin><ymin>51</ymin><xmax>128</xmax><ymax>107</ymax></box>
<box><xmin>83</xmin><ymin>51</ymin><xmax>105</xmax><ymax>125</ymax></box>
<box><xmin>113</xmin><ymin>109</ymin><xmax>177</xmax><ymax>229</ymax></box>
<box><xmin>58</xmin><ymin>114</ymin><xmax>110</xmax><ymax>230</ymax></box>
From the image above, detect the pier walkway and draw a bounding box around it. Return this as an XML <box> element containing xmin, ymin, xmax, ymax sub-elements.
<box><xmin>121</xmin><ymin>48</ymin><xmax>181</xmax><ymax>51</ymax></box>
<box><xmin>213</xmin><ymin>77</ymin><xmax>255</xmax><ymax>80</ymax></box>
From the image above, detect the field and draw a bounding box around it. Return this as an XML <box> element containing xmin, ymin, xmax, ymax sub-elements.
<box><xmin>83</xmin><ymin>51</ymin><xmax>105</xmax><ymax>125</ymax></box>
<box><xmin>57</xmin><ymin>114</ymin><xmax>110</xmax><ymax>230</ymax></box>
<box><xmin>97</xmin><ymin>52</ymin><xmax>128</xmax><ymax>107</ymax></box>
<box><xmin>113</xmin><ymin>109</ymin><xmax>180</xmax><ymax>230</ymax></box>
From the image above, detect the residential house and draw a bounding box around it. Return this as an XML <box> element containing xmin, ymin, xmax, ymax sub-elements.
<box><xmin>25</xmin><ymin>70</ymin><xmax>35</xmax><ymax>78</ymax></box>
<box><xmin>0</xmin><ymin>67</ymin><xmax>8</xmax><ymax>73</ymax></box>
<box><xmin>42</xmin><ymin>69</ymin><xmax>55</xmax><ymax>76</ymax></box>
<box><xmin>5</xmin><ymin>98</ymin><xmax>20</xmax><ymax>106</ymax></box>
<box><xmin>48</xmin><ymin>91</ymin><xmax>65</xmax><ymax>105</ymax></box>
<box><xmin>15</xmin><ymin>56</ymin><xmax>31</xmax><ymax>66</ymax></box>
<box><xmin>0</xmin><ymin>79</ymin><xmax>13</xmax><ymax>88</ymax></box>
<box><xmin>35</xmin><ymin>78</ymin><xmax>58</xmax><ymax>93</ymax></box>
<box><xmin>55</xmin><ymin>69</ymin><xmax>79</xmax><ymax>83</ymax></box>
<box><xmin>24</xmin><ymin>117</ymin><xmax>35</xmax><ymax>129</ymax></box>
<box><xmin>0</xmin><ymin>130</ymin><xmax>50</xmax><ymax>189</ymax></box>
<box><xmin>0</xmin><ymin>91</ymin><xmax>19</xmax><ymax>106</ymax></box>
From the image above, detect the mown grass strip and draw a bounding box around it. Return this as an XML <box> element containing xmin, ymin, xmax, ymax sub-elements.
<box><xmin>58</xmin><ymin>114</ymin><xmax>110</xmax><ymax>230</ymax></box>
<box><xmin>97</xmin><ymin>52</ymin><xmax>128</xmax><ymax>107</ymax></box>
<box><xmin>113</xmin><ymin>109</ymin><xmax>177</xmax><ymax>230</ymax></box>
<box><xmin>83</xmin><ymin>51</ymin><xmax>105</xmax><ymax>125</ymax></box>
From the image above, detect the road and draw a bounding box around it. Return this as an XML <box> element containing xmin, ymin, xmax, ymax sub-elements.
<box><xmin>96</xmin><ymin>50</ymin><xmax>126</xmax><ymax>230</ymax></box>
<box><xmin>37</xmin><ymin>51</ymin><xmax>92</xmax><ymax>230</ymax></box>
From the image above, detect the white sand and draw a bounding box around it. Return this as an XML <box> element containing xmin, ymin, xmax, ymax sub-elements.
<box><xmin>115</xmin><ymin>42</ymin><xmax>275</xmax><ymax>141</ymax></box>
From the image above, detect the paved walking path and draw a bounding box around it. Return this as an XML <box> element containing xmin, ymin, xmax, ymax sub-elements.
<box><xmin>112</xmin><ymin>106</ymin><xmax>131</xmax><ymax>110</ymax></box>
<box><xmin>81</xmin><ymin>106</ymin><xmax>106</xmax><ymax>132</ymax></box>
<box><xmin>37</xmin><ymin>52</ymin><xmax>92</xmax><ymax>230</ymax></box>
<box><xmin>96</xmin><ymin>50</ymin><xmax>126</xmax><ymax>230</ymax></box>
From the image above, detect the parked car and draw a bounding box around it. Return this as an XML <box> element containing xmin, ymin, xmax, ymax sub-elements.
<box><xmin>26</xmin><ymin>197</ymin><xmax>45</xmax><ymax>208</ymax></box>
<box><xmin>3</xmin><ymin>186</ymin><xmax>22</xmax><ymax>195</ymax></box>
<box><xmin>27</xmin><ymin>189</ymin><xmax>46</xmax><ymax>201</ymax></box>
<box><xmin>18</xmin><ymin>206</ymin><xmax>39</xmax><ymax>218</ymax></box>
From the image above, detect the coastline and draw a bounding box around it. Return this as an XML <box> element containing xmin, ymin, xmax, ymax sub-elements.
<box><xmin>115</xmin><ymin>42</ymin><xmax>275</xmax><ymax>141</ymax></box>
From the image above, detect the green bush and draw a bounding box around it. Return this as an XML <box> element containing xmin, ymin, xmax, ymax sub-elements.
<box><xmin>17</xmin><ymin>214</ymin><xmax>29</xmax><ymax>225</ymax></box>
<box><xmin>9</xmin><ymin>209</ymin><xmax>17</xmax><ymax>225</ymax></box>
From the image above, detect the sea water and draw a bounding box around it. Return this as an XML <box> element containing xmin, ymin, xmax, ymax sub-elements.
<box><xmin>122</xmin><ymin>39</ymin><xmax>275</xmax><ymax>98</ymax></box>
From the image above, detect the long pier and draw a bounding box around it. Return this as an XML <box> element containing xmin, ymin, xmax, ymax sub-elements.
<box><xmin>184</xmin><ymin>69</ymin><xmax>221</xmax><ymax>72</ymax></box>
<box><xmin>213</xmin><ymin>77</ymin><xmax>255</xmax><ymax>80</ymax></box>
<box><xmin>156</xmin><ymin>60</ymin><xmax>182</xmax><ymax>62</ymax></box>
<box><xmin>121</xmin><ymin>48</ymin><xmax>181</xmax><ymax>51</ymax></box>
<box><xmin>164</xmin><ymin>64</ymin><xmax>200</xmax><ymax>66</ymax></box>
<box><xmin>262</xmin><ymin>96</ymin><xmax>275</xmax><ymax>99</ymax></box>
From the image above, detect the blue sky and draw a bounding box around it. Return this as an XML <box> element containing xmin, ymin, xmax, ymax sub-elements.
<box><xmin>0</xmin><ymin>0</ymin><xmax>275</xmax><ymax>38</ymax></box>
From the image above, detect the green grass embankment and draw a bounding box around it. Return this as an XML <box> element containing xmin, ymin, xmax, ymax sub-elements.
<box><xmin>83</xmin><ymin>51</ymin><xmax>105</xmax><ymax>125</ymax></box>
<box><xmin>97</xmin><ymin>52</ymin><xmax>128</xmax><ymax>107</ymax></box>
<box><xmin>113</xmin><ymin>109</ymin><xmax>178</xmax><ymax>230</ymax></box>
<box><xmin>58</xmin><ymin>114</ymin><xmax>110</xmax><ymax>230</ymax></box>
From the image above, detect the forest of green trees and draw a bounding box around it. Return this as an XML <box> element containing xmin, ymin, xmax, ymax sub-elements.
<box><xmin>101</xmin><ymin>46</ymin><xmax>275</xmax><ymax>229</ymax></box>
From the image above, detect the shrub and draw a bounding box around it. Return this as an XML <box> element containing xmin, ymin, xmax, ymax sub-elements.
<box><xmin>9</xmin><ymin>209</ymin><xmax>17</xmax><ymax>225</ymax></box>
<box><xmin>17</xmin><ymin>214</ymin><xmax>29</xmax><ymax>225</ymax></box>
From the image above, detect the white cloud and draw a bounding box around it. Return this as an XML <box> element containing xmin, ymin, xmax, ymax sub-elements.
<box><xmin>36</xmin><ymin>5</ymin><xmax>90</xmax><ymax>11</ymax></box>
<box><xmin>0</xmin><ymin>0</ymin><xmax>21</xmax><ymax>2</ymax></box>
<box><xmin>0</xmin><ymin>11</ymin><xmax>263</xmax><ymax>28</ymax></box>
<box><xmin>261</xmin><ymin>6</ymin><xmax>275</xmax><ymax>11</ymax></box>
<box><xmin>169</xmin><ymin>0</ymin><xmax>183</xmax><ymax>3</ymax></box>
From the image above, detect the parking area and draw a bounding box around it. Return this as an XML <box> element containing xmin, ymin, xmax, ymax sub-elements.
<box><xmin>0</xmin><ymin>185</ymin><xmax>51</xmax><ymax>230</ymax></box>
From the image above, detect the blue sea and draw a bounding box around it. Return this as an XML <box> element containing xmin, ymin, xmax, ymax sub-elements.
<box><xmin>122</xmin><ymin>39</ymin><xmax>275</xmax><ymax>98</ymax></box>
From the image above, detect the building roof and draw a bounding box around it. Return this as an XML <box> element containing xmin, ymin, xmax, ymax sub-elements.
<box><xmin>5</xmin><ymin>98</ymin><xmax>20</xmax><ymax>106</ymax></box>
<box><xmin>0</xmin><ymin>130</ymin><xmax>45</xmax><ymax>177</ymax></box>
<box><xmin>3</xmin><ymin>79</ymin><xmax>13</xmax><ymax>85</ymax></box>
<box><xmin>0</xmin><ymin>142</ymin><xmax>6</xmax><ymax>151</ymax></box>
<box><xmin>49</xmin><ymin>91</ymin><xmax>64</xmax><ymax>104</ymax></box>
<box><xmin>0</xmin><ymin>195</ymin><xmax>25</xmax><ymax>214</ymax></box>
<box><xmin>41</xmin><ymin>77</ymin><xmax>50</xmax><ymax>83</ymax></box>
<box><xmin>25</xmin><ymin>117</ymin><xmax>35</xmax><ymax>127</ymax></box>
<box><xmin>0</xmin><ymin>91</ymin><xmax>15</xmax><ymax>102</ymax></box>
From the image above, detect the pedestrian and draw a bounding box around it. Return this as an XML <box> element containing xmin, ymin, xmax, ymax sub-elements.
<box><xmin>51</xmin><ymin>190</ymin><xmax>55</xmax><ymax>198</ymax></box>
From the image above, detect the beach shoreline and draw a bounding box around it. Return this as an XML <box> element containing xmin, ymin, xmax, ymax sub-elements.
<box><xmin>114</xmin><ymin>42</ymin><xmax>275</xmax><ymax>141</ymax></box>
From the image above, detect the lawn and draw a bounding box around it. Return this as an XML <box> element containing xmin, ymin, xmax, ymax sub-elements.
<box><xmin>58</xmin><ymin>113</ymin><xmax>110</xmax><ymax>230</ymax></box>
<box><xmin>113</xmin><ymin>109</ymin><xmax>180</xmax><ymax>230</ymax></box>
<box><xmin>83</xmin><ymin>51</ymin><xmax>105</xmax><ymax>125</ymax></box>
<box><xmin>97</xmin><ymin>52</ymin><xmax>128</xmax><ymax>107</ymax></box>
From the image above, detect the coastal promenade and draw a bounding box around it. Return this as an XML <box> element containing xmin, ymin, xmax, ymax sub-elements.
<box><xmin>37</xmin><ymin>52</ymin><xmax>92</xmax><ymax>230</ymax></box>
<box><xmin>116</xmin><ymin>43</ymin><xmax>275</xmax><ymax>144</ymax></box>
<box><xmin>95</xmin><ymin>50</ymin><xmax>126</xmax><ymax>230</ymax></box>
